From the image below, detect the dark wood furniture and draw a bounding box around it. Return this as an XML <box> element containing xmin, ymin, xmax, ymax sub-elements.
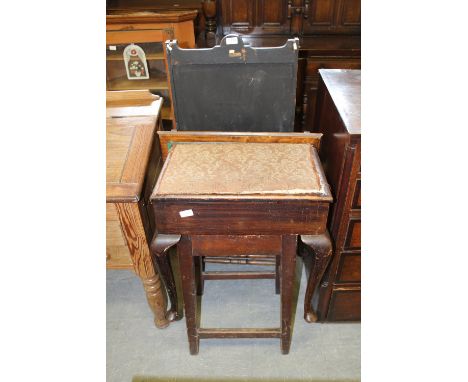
<box><xmin>216</xmin><ymin>0</ymin><xmax>361</xmax><ymax>132</ymax></box>
<box><xmin>307</xmin><ymin>69</ymin><xmax>361</xmax><ymax>321</ymax></box>
<box><xmin>106</xmin><ymin>10</ymin><xmax>198</xmax><ymax>127</ymax></box>
<box><xmin>106</xmin><ymin>90</ymin><xmax>169</xmax><ymax>328</ymax></box>
<box><xmin>106</xmin><ymin>0</ymin><xmax>214</xmax><ymax>45</ymax></box>
<box><xmin>150</xmin><ymin>142</ymin><xmax>333</xmax><ymax>354</ymax></box>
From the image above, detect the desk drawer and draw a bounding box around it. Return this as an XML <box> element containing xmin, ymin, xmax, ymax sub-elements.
<box><xmin>344</xmin><ymin>218</ymin><xmax>361</xmax><ymax>250</ymax></box>
<box><xmin>351</xmin><ymin>178</ymin><xmax>361</xmax><ymax>210</ymax></box>
<box><xmin>335</xmin><ymin>252</ymin><xmax>360</xmax><ymax>284</ymax></box>
<box><xmin>327</xmin><ymin>288</ymin><xmax>361</xmax><ymax>321</ymax></box>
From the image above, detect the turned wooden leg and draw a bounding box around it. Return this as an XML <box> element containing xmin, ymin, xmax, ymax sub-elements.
<box><xmin>178</xmin><ymin>236</ymin><xmax>199</xmax><ymax>355</ymax></box>
<box><xmin>142</xmin><ymin>275</ymin><xmax>170</xmax><ymax>329</ymax></box>
<box><xmin>301</xmin><ymin>232</ymin><xmax>333</xmax><ymax>323</ymax></box>
<box><xmin>114</xmin><ymin>203</ymin><xmax>169</xmax><ymax>329</ymax></box>
<box><xmin>280</xmin><ymin>235</ymin><xmax>297</xmax><ymax>354</ymax></box>
<box><xmin>275</xmin><ymin>255</ymin><xmax>281</xmax><ymax>295</ymax></box>
<box><xmin>150</xmin><ymin>233</ymin><xmax>182</xmax><ymax>321</ymax></box>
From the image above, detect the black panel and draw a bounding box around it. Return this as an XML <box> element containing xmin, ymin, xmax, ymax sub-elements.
<box><xmin>167</xmin><ymin>35</ymin><xmax>299</xmax><ymax>132</ymax></box>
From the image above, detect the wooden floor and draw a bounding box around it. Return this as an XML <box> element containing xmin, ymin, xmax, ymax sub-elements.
<box><xmin>107</xmin><ymin>259</ymin><xmax>361</xmax><ymax>381</ymax></box>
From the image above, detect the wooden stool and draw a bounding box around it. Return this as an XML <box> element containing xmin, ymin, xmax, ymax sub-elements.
<box><xmin>150</xmin><ymin>142</ymin><xmax>332</xmax><ymax>354</ymax></box>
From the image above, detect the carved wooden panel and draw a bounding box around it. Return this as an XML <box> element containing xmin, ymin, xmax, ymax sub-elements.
<box><xmin>302</xmin><ymin>0</ymin><xmax>338</xmax><ymax>33</ymax></box>
<box><xmin>222</xmin><ymin>0</ymin><xmax>255</xmax><ymax>32</ymax></box>
<box><xmin>257</xmin><ymin>0</ymin><xmax>290</xmax><ymax>34</ymax></box>
<box><xmin>336</xmin><ymin>0</ymin><xmax>361</xmax><ymax>32</ymax></box>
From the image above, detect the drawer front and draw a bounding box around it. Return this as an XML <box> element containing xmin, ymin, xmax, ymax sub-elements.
<box><xmin>351</xmin><ymin>178</ymin><xmax>361</xmax><ymax>210</ymax></box>
<box><xmin>327</xmin><ymin>288</ymin><xmax>361</xmax><ymax>321</ymax></box>
<box><xmin>335</xmin><ymin>252</ymin><xmax>360</xmax><ymax>284</ymax></box>
<box><xmin>106</xmin><ymin>203</ymin><xmax>133</xmax><ymax>268</ymax></box>
<box><xmin>344</xmin><ymin>218</ymin><xmax>361</xmax><ymax>250</ymax></box>
<box><xmin>153</xmin><ymin>200</ymin><xmax>330</xmax><ymax>235</ymax></box>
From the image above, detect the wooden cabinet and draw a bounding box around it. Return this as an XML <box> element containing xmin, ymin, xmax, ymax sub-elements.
<box><xmin>302</xmin><ymin>0</ymin><xmax>360</xmax><ymax>34</ymax></box>
<box><xmin>310</xmin><ymin>69</ymin><xmax>361</xmax><ymax>321</ymax></box>
<box><xmin>106</xmin><ymin>10</ymin><xmax>197</xmax><ymax>127</ymax></box>
<box><xmin>221</xmin><ymin>0</ymin><xmax>290</xmax><ymax>35</ymax></box>
<box><xmin>219</xmin><ymin>0</ymin><xmax>360</xmax><ymax>36</ymax></box>
<box><xmin>302</xmin><ymin>0</ymin><xmax>338</xmax><ymax>34</ymax></box>
<box><xmin>216</xmin><ymin>0</ymin><xmax>360</xmax><ymax>132</ymax></box>
<box><xmin>301</xmin><ymin>55</ymin><xmax>360</xmax><ymax>131</ymax></box>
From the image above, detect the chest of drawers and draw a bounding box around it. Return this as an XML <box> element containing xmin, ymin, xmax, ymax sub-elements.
<box><xmin>311</xmin><ymin>69</ymin><xmax>361</xmax><ymax>321</ymax></box>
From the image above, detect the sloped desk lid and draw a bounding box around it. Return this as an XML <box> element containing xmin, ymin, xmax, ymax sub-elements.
<box><xmin>166</xmin><ymin>35</ymin><xmax>299</xmax><ymax>132</ymax></box>
<box><xmin>152</xmin><ymin>142</ymin><xmax>332</xmax><ymax>201</ymax></box>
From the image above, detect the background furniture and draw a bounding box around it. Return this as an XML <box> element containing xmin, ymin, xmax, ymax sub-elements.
<box><xmin>106</xmin><ymin>0</ymin><xmax>213</xmax><ymax>44</ymax></box>
<box><xmin>106</xmin><ymin>90</ymin><xmax>168</xmax><ymax>328</ymax></box>
<box><xmin>151</xmin><ymin>142</ymin><xmax>333</xmax><ymax>354</ymax></box>
<box><xmin>308</xmin><ymin>69</ymin><xmax>361</xmax><ymax>321</ymax></box>
<box><xmin>216</xmin><ymin>0</ymin><xmax>361</xmax><ymax>132</ymax></box>
<box><xmin>106</xmin><ymin>9</ymin><xmax>198</xmax><ymax>129</ymax></box>
<box><xmin>106</xmin><ymin>0</ymin><xmax>360</xmax><ymax>133</ymax></box>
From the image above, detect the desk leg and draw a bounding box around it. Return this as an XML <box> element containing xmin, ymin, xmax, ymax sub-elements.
<box><xmin>150</xmin><ymin>233</ymin><xmax>182</xmax><ymax>322</ymax></box>
<box><xmin>301</xmin><ymin>232</ymin><xmax>333</xmax><ymax>323</ymax></box>
<box><xmin>178</xmin><ymin>235</ymin><xmax>200</xmax><ymax>355</ymax></box>
<box><xmin>280</xmin><ymin>235</ymin><xmax>297</xmax><ymax>354</ymax></box>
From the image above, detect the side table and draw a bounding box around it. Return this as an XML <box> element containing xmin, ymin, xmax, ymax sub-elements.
<box><xmin>106</xmin><ymin>90</ymin><xmax>169</xmax><ymax>328</ymax></box>
<box><xmin>150</xmin><ymin>142</ymin><xmax>333</xmax><ymax>353</ymax></box>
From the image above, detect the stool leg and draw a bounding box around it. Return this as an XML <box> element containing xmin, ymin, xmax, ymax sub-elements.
<box><xmin>301</xmin><ymin>232</ymin><xmax>333</xmax><ymax>323</ymax></box>
<box><xmin>280</xmin><ymin>235</ymin><xmax>297</xmax><ymax>354</ymax></box>
<box><xmin>275</xmin><ymin>256</ymin><xmax>281</xmax><ymax>295</ymax></box>
<box><xmin>178</xmin><ymin>236</ymin><xmax>200</xmax><ymax>355</ymax></box>
<box><xmin>195</xmin><ymin>257</ymin><xmax>204</xmax><ymax>296</ymax></box>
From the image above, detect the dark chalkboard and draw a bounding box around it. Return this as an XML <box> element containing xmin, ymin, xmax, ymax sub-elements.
<box><xmin>166</xmin><ymin>35</ymin><xmax>299</xmax><ymax>132</ymax></box>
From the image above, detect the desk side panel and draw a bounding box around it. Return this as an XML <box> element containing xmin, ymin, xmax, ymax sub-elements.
<box><xmin>152</xmin><ymin>200</ymin><xmax>329</xmax><ymax>235</ymax></box>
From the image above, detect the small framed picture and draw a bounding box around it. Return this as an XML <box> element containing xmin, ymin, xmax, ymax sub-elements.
<box><xmin>123</xmin><ymin>44</ymin><xmax>150</xmax><ymax>80</ymax></box>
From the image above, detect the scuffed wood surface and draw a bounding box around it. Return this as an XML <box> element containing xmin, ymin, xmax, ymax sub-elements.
<box><xmin>158</xmin><ymin>131</ymin><xmax>322</xmax><ymax>161</ymax></box>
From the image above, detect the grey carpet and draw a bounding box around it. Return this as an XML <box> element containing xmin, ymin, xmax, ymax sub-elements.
<box><xmin>107</xmin><ymin>258</ymin><xmax>360</xmax><ymax>382</ymax></box>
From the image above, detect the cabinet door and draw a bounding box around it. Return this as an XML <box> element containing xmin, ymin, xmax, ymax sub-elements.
<box><xmin>335</xmin><ymin>0</ymin><xmax>361</xmax><ymax>33</ymax></box>
<box><xmin>221</xmin><ymin>0</ymin><xmax>256</xmax><ymax>33</ymax></box>
<box><xmin>302</xmin><ymin>0</ymin><xmax>339</xmax><ymax>34</ymax></box>
<box><xmin>257</xmin><ymin>0</ymin><xmax>290</xmax><ymax>34</ymax></box>
<box><xmin>221</xmin><ymin>0</ymin><xmax>291</xmax><ymax>35</ymax></box>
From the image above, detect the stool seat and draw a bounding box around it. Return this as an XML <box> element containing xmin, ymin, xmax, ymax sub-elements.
<box><xmin>153</xmin><ymin>143</ymin><xmax>329</xmax><ymax>198</ymax></box>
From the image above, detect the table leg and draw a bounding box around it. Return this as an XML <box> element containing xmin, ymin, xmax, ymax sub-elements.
<box><xmin>301</xmin><ymin>232</ymin><xmax>333</xmax><ymax>323</ymax></box>
<box><xmin>115</xmin><ymin>203</ymin><xmax>170</xmax><ymax>329</ymax></box>
<box><xmin>150</xmin><ymin>233</ymin><xmax>182</xmax><ymax>321</ymax></box>
<box><xmin>280</xmin><ymin>235</ymin><xmax>297</xmax><ymax>354</ymax></box>
<box><xmin>178</xmin><ymin>235</ymin><xmax>200</xmax><ymax>355</ymax></box>
<box><xmin>141</xmin><ymin>275</ymin><xmax>169</xmax><ymax>329</ymax></box>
